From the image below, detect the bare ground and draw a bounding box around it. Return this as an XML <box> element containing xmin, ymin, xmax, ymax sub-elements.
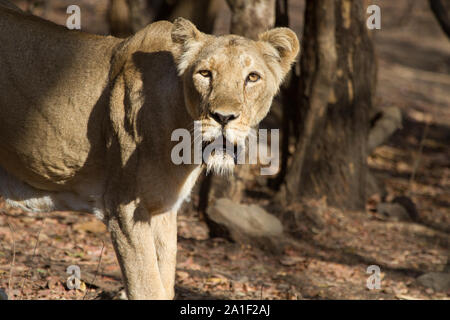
<box><xmin>0</xmin><ymin>0</ymin><xmax>449</xmax><ymax>300</ymax></box>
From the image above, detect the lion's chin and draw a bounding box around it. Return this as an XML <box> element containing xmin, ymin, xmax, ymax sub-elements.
<box><xmin>205</xmin><ymin>152</ymin><xmax>235</xmax><ymax>176</ymax></box>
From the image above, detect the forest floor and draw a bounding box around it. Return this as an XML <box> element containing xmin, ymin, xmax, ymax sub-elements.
<box><xmin>0</xmin><ymin>0</ymin><xmax>449</xmax><ymax>300</ymax></box>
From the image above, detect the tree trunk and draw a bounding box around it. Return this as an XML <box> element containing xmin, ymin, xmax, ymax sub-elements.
<box><xmin>108</xmin><ymin>0</ymin><xmax>220</xmax><ymax>38</ymax></box>
<box><xmin>269</xmin><ymin>0</ymin><xmax>300</xmax><ymax>190</ymax></box>
<box><xmin>279</xmin><ymin>0</ymin><xmax>376</xmax><ymax>210</ymax></box>
<box><xmin>429</xmin><ymin>0</ymin><xmax>450</xmax><ymax>38</ymax></box>
<box><xmin>226</xmin><ymin>0</ymin><xmax>276</xmax><ymax>39</ymax></box>
<box><xmin>166</xmin><ymin>0</ymin><xmax>221</xmax><ymax>34</ymax></box>
<box><xmin>108</xmin><ymin>0</ymin><xmax>133</xmax><ymax>38</ymax></box>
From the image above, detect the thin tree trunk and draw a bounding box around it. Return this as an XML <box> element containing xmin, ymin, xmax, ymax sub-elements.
<box><xmin>167</xmin><ymin>0</ymin><xmax>220</xmax><ymax>34</ymax></box>
<box><xmin>226</xmin><ymin>0</ymin><xmax>276</xmax><ymax>39</ymax></box>
<box><xmin>270</xmin><ymin>0</ymin><xmax>300</xmax><ymax>189</ymax></box>
<box><xmin>279</xmin><ymin>0</ymin><xmax>376</xmax><ymax>210</ymax></box>
<box><xmin>108</xmin><ymin>0</ymin><xmax>220</xmax><ymax>38</ymax></box>
<box><xmin>127</xmin><ymin>0</ymin><xmax>154</xmax><ymax>33</ymax></box>
<box><xmin>429</xmin><ymin>0</ymin><xmax>450</xmax><ymax>38</ymax></box>
<box><xmin>108</xmin><ymin>0</ymin><xmax>133</xmax><ymax>38</ymax></box>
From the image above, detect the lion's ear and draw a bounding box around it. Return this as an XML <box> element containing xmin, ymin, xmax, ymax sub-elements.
<box><xmin>258</xmin><ymin>28</ymin><xmax>299</xmax><ymax>82</ymax></box>
<box><xmin>171</xmin><ymin>17</ymin><xmax>205</xmax><ymax>75</ymax></box>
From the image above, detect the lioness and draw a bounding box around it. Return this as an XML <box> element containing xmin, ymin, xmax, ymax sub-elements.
<box><xmin>0</xmin><ymin>2</ymin><xmax>299</xmax><ymax>299</ymax></box>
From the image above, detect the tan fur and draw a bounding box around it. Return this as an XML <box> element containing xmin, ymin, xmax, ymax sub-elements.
<box><xmin>0</xmin><ymin>2</ymin><xmax>299</xmax><ymax>299</ymax></box>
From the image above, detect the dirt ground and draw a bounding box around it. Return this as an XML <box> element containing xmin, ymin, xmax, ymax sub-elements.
<box><xmin>0</xmin><ymin>0</ymin><xmax>449</xmax><ymax>300</ymax></box>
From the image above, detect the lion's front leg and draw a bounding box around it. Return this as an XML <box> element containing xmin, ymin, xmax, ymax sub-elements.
<box><xmin>151</xmin><ymin>210</ymin><xmax>178</xmax><ymax>299</ymax></box>
<box><xmin>107</xmin><ymin>203</ymin><xmax>169</xmax><ymax>299</ymax></box>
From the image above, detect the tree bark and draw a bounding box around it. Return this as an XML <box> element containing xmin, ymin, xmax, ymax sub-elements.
<box><xmin>226</xmin><ymin>0</ymin><xmax>276</xmax><ymax>39</ymax></box>
<box><xmin>167</xmin><ymin>0</ymin><xmax>221</xmax><ymax>34</ymax></box>
<box><xmin>270</xmin><ymin>0</ymin><xmax>300</xmax><ymax>189</ymax></box>
<box><xmin>108</xmin><ymin>0</ymin><xmax>133</xmax><ymax>38</ymax></box>
<box><xmin>108</xmin><ymin>0</ymin><xmax>220</xmax><ymax>38</ymax></box>
<box><xmin>279</xmin><ymin>0</ymin><xmax>376</xmax><ymax>210</ymax></box>
<box><xmin>429</xmin><ymin>0</ymin><xmax>450</xmax><ymax>38</ymax></box>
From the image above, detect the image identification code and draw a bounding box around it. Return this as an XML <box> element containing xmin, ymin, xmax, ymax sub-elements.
<box><xmin>179</xmin><ymin>303</ymin><xmax>271</xmax><ymax>317</ymax></box>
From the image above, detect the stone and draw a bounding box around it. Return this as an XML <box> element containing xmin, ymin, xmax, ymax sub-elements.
<box><xmin>376</xmin><ymin>202</ymin><xmax>411</xmax><ymax>221</ymax></box>
<box><xmin>206</xmin><ymin>198</ymin><xmax>283</xmax><ymax>252</ymax></box>
<box><xmin>0</xmin><ymin>288</ymin><xmax>8</xmax><ymax>300</ymax></box>
<box><xmin>416</xmin><ymin>272</ymin><xmax>450</xmax><ymax>292</ymax></box>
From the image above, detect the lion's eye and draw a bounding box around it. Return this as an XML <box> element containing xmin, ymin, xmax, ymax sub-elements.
<box><xmin>199</xmin><ymin>70</ymin><xmax>212</xmax><ymax>78</ymax></box>
<box><xmin>246</xmin><ymin>72</ymin><xmax>260</xmax><ymax>83</ymax></box>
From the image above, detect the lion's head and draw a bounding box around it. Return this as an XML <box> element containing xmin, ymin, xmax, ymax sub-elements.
<box><xmin>171</xmin><ymin>18</ymin><xmax>299</xmax><ymax>175</ymax></box>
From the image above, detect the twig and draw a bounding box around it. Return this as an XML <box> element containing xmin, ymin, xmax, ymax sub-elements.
<box><xmin>18</xmin><ymin>220</ymin><xmax>44</xmax><ymax>300</ymax></box>
<box><xmin>407</xmin><ymin>119</ymin><xmax>430</xmax><ymax>196</ymax></box>
<box><xmin>2</xmin><ymin>213</ymin><xmax>16</xmax><ymax>300</ymax></box>
<box><xmin>83</xmin><ymin>240</ymin><xmax>105</xmax><ymax>300</ymax></box>
<box><xmin>260</xmin><ymin>283</ymin><xmax>264</xmax><ymax>299</ymax></box>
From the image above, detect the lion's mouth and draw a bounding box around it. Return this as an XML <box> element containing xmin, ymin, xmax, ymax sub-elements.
<box><xmin>200</xmin><ymin>134</ymin><xmax>244</xmax><ymax>176</ymax></box>
<box><xmin>202</xmin><ymin>136</ymin><xmax>239</xmax><ymax>164</ymax></box>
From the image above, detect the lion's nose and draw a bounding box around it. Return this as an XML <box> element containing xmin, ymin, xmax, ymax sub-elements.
<box><xmin>209</xmin><ymin>111</ymin><xmax>240</xmax><ymax>126</ymax></box>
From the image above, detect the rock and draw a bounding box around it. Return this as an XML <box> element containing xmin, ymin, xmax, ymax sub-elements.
<box><xmin>376</xmin><ymin>202</ymin><xmax>411</xmax><ymax>221</ymax></box>
<box><xmin>392</xmin><ymin>196</ymin><xmax>419</xmax><ymax>221</ymax></box>
<box><xmin>416</xmin><ymin>272</ymin><xmax>450</xmax><ymax>292</ymax></box>
<box><xmin>0</xmin><ymin>288</ymin><xmax>8</xmax><ymax>300</ymax></box>
<box><xmin>368</xmin><ymin>106</ymin><xmax>402</xmax><ymax>154</ymax></box>
<box><xmin>206</xmin><ymin>198</ymin><xmax>283</xmax><ymax>252</ymax></box>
